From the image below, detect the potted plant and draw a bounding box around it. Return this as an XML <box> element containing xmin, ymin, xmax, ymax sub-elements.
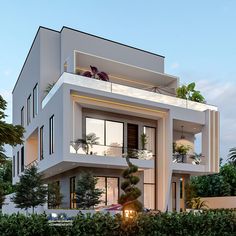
<box><xmin>173</xmin><ymin>142</ymin><xmax>191</xmax><ymax>163</ymax></box>
<box><xmin>82</xmin><ymin>66</ymin><xmax>109</xmax><ymax>81</ymax></box>
<box><xmin>176</xmin><ymin>82</ymin><xmax>206</xmax><ymax>103</ymax></box>
<box><xmin>72</xmin><ymin>133</ymin><xmax>99</xmax><ymax>154</ymax></box>
<box><xmin>138</xmin><ymin>133</ymin><xmax>153</xmax><ymax>160</ymax></box>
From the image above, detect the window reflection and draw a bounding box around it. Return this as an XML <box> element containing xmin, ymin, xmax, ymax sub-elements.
<box><xmin>96</xmin><ymin>177</ymin><xmax>119</xmax><ymax>206</ymax></box>
<box><xmin>85</xmin><ymin>118</ymin><xmax>123</xmax><ymax>157</ymax></box>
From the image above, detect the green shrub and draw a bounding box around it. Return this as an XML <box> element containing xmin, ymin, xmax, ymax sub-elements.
<box><xmin>0</xmin><ymin>210</ymin><xmax>235</xmax><ymax>236</ymax></box>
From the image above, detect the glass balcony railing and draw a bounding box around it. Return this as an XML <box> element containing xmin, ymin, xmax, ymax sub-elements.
<box><xmin>172</xmin><ymin>154</ymin><xmax>203</xmax><ymax>165</ymax></box>
<box><xmin>70</xmin><ymin>142</ymin><xmax>154</xmax><ymax>160</ymax></box>
<box><xmin>42</xmin><ymin>73</ymin><xmax>217</xmax><ymax>112</ymax></box>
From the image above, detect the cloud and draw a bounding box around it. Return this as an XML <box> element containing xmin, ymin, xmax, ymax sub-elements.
<box><xmin>197</xmin><ymin>79</ymin><xmax>236</xmax><ymax>160</ymax></box>
<box><xmin>170</xmin><ymin>62</ymin><xmax>180</xmax><ymax>69</ymax></box>
<box><xmin>3</xmin><ymin>69</ymin><xmax>12</xmax><ymax>77</ymax></box>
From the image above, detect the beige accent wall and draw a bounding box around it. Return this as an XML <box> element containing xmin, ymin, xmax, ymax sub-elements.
<box><xmin>201</xmin><ymin>196</ymin><xmax>236</xmax><ymax>209</ymax></box>
<box><xmin>202</xmin><ymin>110</ymin><xmax>220</xmax><ymax>173</ymax></box>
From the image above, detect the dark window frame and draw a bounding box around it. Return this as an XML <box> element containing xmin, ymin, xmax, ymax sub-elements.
<box><xmin>21</xmin><ymin>106</ymin><xmax>24</xmax><ymax>127</ymax></box>
<box><xmin>40</xmin><ymin>126</ymin><xmax>44</xmax><ymax>160</ymax></box>
<box><xmin>49</xmin><ymin>115</ymin><xmax>54</xmax><ymax>155</ymax></box>
<box><xmin>21</xmin><ymin>146</ymin><xmax>24</xmax><ymax>172</ymax></box>
<box><xmin>17</xmin><ymin>151</ymin><xmax>19</xmax><ymax>175</ymax></box>
<box><xmin>70</xmin><ymin>176</ymin><xmax>76</xmax><ymax>209</ymax></box>
<box><xmin>13</xmin><ymin>156</ymin><xmax>15</xmax><ymax>177</ymax></box>
<box><xmin>27</xmin><ymin>94</ymin><xmax>31</xmax><ymax>125</ymax></box>
<box><xmin>33</xmin><ymin>83</ymin><xmax>38</xmax><ymax>118</ymax></box>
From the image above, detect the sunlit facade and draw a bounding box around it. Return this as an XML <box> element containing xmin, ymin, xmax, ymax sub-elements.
<box><xmin>11</xmin><ymin>26</ymin><xmax>220</xmax><ymax>212</ymax></box>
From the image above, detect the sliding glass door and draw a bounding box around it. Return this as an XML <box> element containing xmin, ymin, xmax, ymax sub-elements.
<box><xmin>96</xmin><ymin>176</ymin><xmax>119</xmax><ymax>206</ymax></box>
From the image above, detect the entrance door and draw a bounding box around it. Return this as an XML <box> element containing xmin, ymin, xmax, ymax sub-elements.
<box><xmin>127</xmin><ymin>124</ymin><xmax>139</xmax><ymax>150</ymax></box>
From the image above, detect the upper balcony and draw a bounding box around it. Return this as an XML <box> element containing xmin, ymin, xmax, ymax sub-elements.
<box><xmin>42</xmin><ymin>72</ymin><xmax>217</xmax><ymax>112</ymax></box>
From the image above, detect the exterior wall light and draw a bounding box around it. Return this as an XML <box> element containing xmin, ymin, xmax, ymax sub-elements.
<box><xmin>123</xmin><ymin>209</ymin><xmax>137</xmax><ymax>219</ymax></box>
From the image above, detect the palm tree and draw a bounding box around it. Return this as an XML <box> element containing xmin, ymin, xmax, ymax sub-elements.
<box><xmin>72</xmin><ymin>133</ymin><xmax>99</xmax><ymax>154</ymax></box>
<box><xmin>228</xmin><ymin>147</ymin><xmax>236</xmax><ymax>165</ymax></box>
<box><xmin>188</xmin><ymin>197</ymin><xmax>208</xmax><ymax>210</ymax></box>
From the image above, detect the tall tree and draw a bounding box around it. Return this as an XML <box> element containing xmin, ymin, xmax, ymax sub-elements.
<box><xmin>12</xmin><ymin>165</ymin><xmax>47</xmax><ymax>213</ymax></box>
<box><xmin>0</xmin><ymin>95</ymin><xmax>24</xmax><ymax>161</ymax></box>
<box><xmin>75</xmin><ymin>171</ymin><xmax>103</xmax><ymax>209</ymax></box>
<box><xmin>228</xmin><ymin>147</ymin><xmax>236</xmax><ymax>165</ymax></box>
<box><xmin>118</xmin><ymin>156</ymin><xmax>142</xmax><ymax>212</ymax></box>
<box><xmin>48</xmin><ymin>182</ymin><xmax>63</xmax><ymax>209</ymax></box>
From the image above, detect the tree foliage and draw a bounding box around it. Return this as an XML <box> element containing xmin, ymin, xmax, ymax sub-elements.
<box><xmin>75</xmin><ymin>171</ymin><xmax>103</xmax><ymax>209</ymax></box>
<box><xmin>48</xmin><ymin>182</ymin><xmax>63</xmax><ymax>209</ymax></box>
<box><xmin>118</xmin><ymin>157</ymin><xmax>142</xmax><ymax>212</ymax></box>
<box><xmin>228</xmin><ymin>147</ymin><xmax>236</xmax><ymax>165</ymax></box>
<box><xmin>0</xmin><ymin>95</ymin><xmax>24</xmax><ymax>161</ymax></box>
<box><xmin>187</xmin><ymin>163</ymin><xmax>236</xmax><ymax>199</ymax></box>
<box><xmin>176</xmin><ymin>82</ymin><xmax>206</xmax><ymax>103</ymax></box>
<box><xmin>12</xmin><ymin>165</ymin><xmax>47</xmax><ymax>213</ymax></box>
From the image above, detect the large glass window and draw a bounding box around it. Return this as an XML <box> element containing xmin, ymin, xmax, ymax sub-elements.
<box><xmin>70</xmin><ymin>177</ymin><xmax>76</xmax><ymax>209</ymax></box>
<box><xmin>40</xmin><ymin>126</ymin><xmax>44</xmax><ymax>160</ymax></box>
<box><xmin>49</xmin><ymin>115</ymin><xmax>54</xmax><ymax>155</ymax></box>
<box><xmin>27</xmin><ymin>95</ymin><xmax>31</xmax><ymax>125</ymax></box>
<box><xmin>33</xmin><ymin>84</ymin><xmax>38</xmax><ymax>118</ymax></box>
<box><xmin>85</xmin><ymin>118</ymin><xmax>123</xmax><ymax>156</ymax></box>
<box><xmin>21</xmin><ymin>106</ymin><xmax>24</xmax><ymax>127</ymax></box>
<box><xmin>21</xmin><ymin>146</ymin><xmax>24</xmax><ymax>172</ymax></box>
<box><xmin>96</xmin><ymin>177</ymin><xmax>119</xmax><ymax>206</ymax></box>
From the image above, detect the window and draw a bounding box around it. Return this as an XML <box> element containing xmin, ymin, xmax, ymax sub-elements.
<box><xmin>40</xmin><ymin>126</ymin><xmax>44</xmax><ymax>160</ymax></box>
<box><xmin>17</xmin><ymin>151</ymin><xmax>19</xmax><ymax>175</ymax></box>
<box><xmin>49</xmin><ymin>115</ymin><xmax>54</xmax><ymax>154</ymax></box>
<box><xmin>21</xmin><ymin>107</ymin><xmax>24</xmax><ymax>127</ymax></box>
<box><xmin>143</xmin><ymin>126</ymin><xmax>156</xmax><ymax>209</ymax></box>
<box><xmin>70</xmin><ymin>177</ymin><xmax>76</xmax><ymax>209</ymax></box>
<box><xmin>13</xmin><ymin>156</ymin><xmax>15</xmax><ymax>177</ymax></box>
<box><xmin>85</xmin><ymin>118</ymin><xmax>123</xmax><ymax>156</ymax></box>
<box><xmin>33</xmin><ymin>84</ymin><xmax>38</xmax><ymax>118</ymax></box>
<box><xmin>21</xmin><ymin>146</ymin><xmax>24</xmax><ymax>172</ymax></box>
<box><xmin>96</xmin><ymin>177</ymin><xmax>119</xmax><ymax>206</ymax></box>
<box><xmin>27</xmin><ymin>94</ymin><xmax>31</xmax><ymax>125</ymax></box>
<box><xmin>144</xmin><ymin>126</ymin><xmax>156</xmax><ymax>154</ymax></box>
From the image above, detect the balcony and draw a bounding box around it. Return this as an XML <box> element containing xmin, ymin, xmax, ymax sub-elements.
<box><xmin>42</xmin><ymin>73</ymin><xmax>217</xmax><ymax>112</ymax></box>
<box><xmin>70</xmin><ymin>142</ymin><xmax>154</xmax><ymax>160</ymax></box>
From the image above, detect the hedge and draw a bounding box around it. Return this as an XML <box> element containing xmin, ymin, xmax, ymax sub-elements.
<box><xmin>0</xmin><ymin>209</ymin><xmax>235</xmax><ymax>236</ymax></box>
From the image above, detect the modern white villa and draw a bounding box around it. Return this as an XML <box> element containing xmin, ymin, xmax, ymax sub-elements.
<box><xmin>11</xmin><ymin>26</ymin><xmax>219</xmax><ymax>212</ymax></box>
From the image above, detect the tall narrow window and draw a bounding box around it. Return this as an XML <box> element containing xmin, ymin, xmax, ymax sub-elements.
<box><xmin>40</xmin><ymin>126</ymin><xmax>44</xmax><ymax>160</ymax></box>
<box><xmin>17</xmin><ymin>151</ymin><xmax>19</xmax><ymax>175</ymax></box>
<box><xmin>49</xmin><ymin>115</ymin><xmax>54</xmax><ymax>154</ymax></box>
<box><xmin>33</xmin><ymin>84</ymin><xmax>38</xmax><ymax>118</ymax></box>
<box><xmin>27</xmin><ymin>94</ymin><xmax>31</xmax><ymax>125</ymax></box>
<box><xmin>70</xmin><ymin>177</ymin><xmax>76</xmax><ymax>209</ymax></box>
<box><xmin>21</xmin><ymin>146</ymin><xmax>24</xmax><ymax>172</ymax></box>
<box><xmin>143</xmin><ymin>126</ymin><xmax>156</xmax><ymax>209</ymax></box>
<box><xmin>13</xmin><ymin>156</ymin><xmax>15</xmax><ymax>177</ymax></box>
<box><xmin>21</xmin><ymin>106</ymin><xmax>24</xmax><ymax>127</ymax></box>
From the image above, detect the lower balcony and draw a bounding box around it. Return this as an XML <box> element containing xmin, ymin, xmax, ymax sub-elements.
<box><xmin>69</xmin><ymin>143</ymin><xmax>154</xmax><ymax>170</ymax></box>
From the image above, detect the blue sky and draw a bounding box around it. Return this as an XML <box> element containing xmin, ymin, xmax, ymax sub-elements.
<box><xmin>1</xmin><ymin>1</ymin><xmax>236</xmax><ymax>160</ymax></box>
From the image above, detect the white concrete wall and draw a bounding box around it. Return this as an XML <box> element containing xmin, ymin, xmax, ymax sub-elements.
<box><xmin>60</xmin><ymin>27</ymin><xmax>165</xmax><ymax>74</ymax></box>
<box><xmin>2</xmin><ymin>193</ymin><xmax>45</xmax><ymax>215</ymax></box>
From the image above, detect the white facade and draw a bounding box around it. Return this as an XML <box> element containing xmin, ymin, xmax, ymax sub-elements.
<box><xmin>12</xmin><ymin>26</ymin><xmax>220</xmax><ymax>212</ymax></box>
